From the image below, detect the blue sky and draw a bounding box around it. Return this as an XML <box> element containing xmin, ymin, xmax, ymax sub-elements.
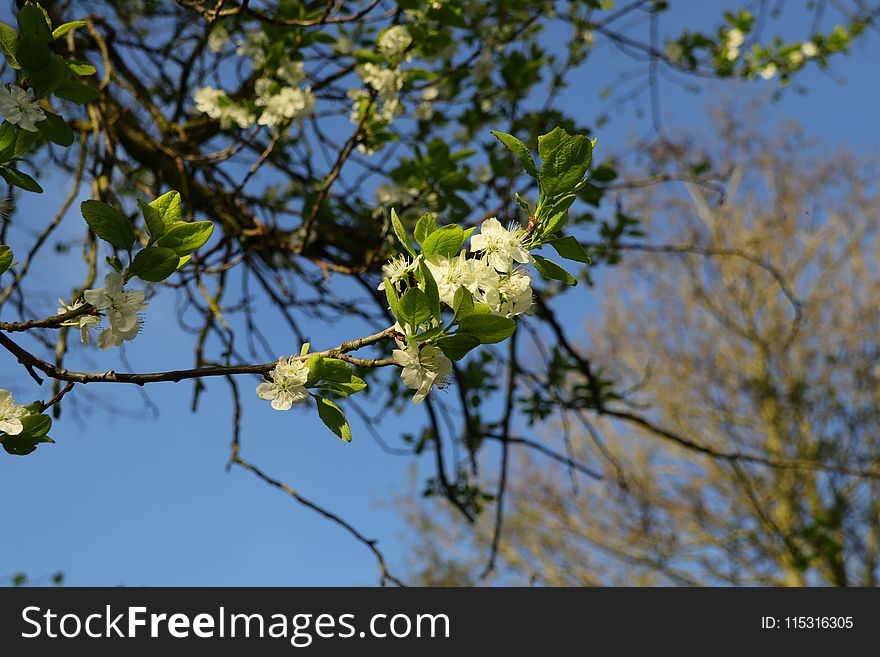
<box><xmin>1</xmin><ymin>1</ymin><xmax>879</xmax><ymax>586</ymax></box>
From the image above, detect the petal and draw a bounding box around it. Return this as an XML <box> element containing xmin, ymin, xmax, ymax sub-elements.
<box><xmin>255</xmin><ymin>382</ymin><xmax>277</xmax><ymax>401</ymax></box>
<box><xmin>271</xmin><ymin>393</ymin><xmax>294</xmax><ymax>411</ymax></box>
<box><xmin>0</xmin><ymin>418</ymin><xmax>24</xmax><ymax>435</ymax></box>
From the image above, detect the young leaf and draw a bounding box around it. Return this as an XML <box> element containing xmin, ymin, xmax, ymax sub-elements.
<box><xmin>17</xmin><ymin>3</ymin><xmax>53</xmax><ymax>42</ymax></box>
<box><xmin>321</xmin><ymin>358</ymin><xmax>353</xmax><ymax>383</ymax></box>
<box><xmin>435</xmin><ymin>333</ymin><xmax>480</xmax><ymax>360</ymax></box>
<box><xmin>158</xmin><ymin>221</ymin><xmax>214</xmax><ymax>256</ymax></box>
<box><xmin>15</xmin><ymin>31</ymin><xmax>51</xmax><ymax>71</ymax></box>
<box><xmin>0</xmin><ymin>166</ymin><xmax>41</xmax><ymax>193</ymax></box>
<box><xmin>140</xmin><ymin>191</ymin><xmax>181</xmax><ymax>238</ymax></box>
<box><xmin>546</xmin><ymin>235</ymin><xmax>591</xmax><ymax>264</ymax></box>
<box><xmin>537</xmin><ymin>126</ymin><xmax>570</xmax><ymax>161</ymax></box>
<box><xmin>421</xmin><ymin>224</ymin><xmax>464</xmax><ymax>258</ymax></box>
<box><xmin>129</xmin><ymin>246</ymin><xmax>180</xmax><ymax>282</ymax></box>
<box><xmin>28</xmin><ymin>54</ymin><xmax>66</xmax><ymax>98</ymax></box>
<box><xmin>66</xmin><ymin>60</ymin><xmax>96</xmax><ymax>76</ymax></box>
<box><xmin>315</xmin><ymin>396</ymin><xmax>353</xmax><ymax>442</ymax></box>
<box><xmin>398</xmin><ymin>287</ymin><xmax>432</xmax><ymax>330</ymax></box>
<box><xmin>36</xmin><ymin>111</ymin><xmax>74</xmax><ymax>147</ymax></box>
<box><xmin>0</xmin><ymin>245</ymin><xmax>12</xmax><ymax>274</ymax></box>
<box><xmin>383</xmin><ymin>277</ymin><xmax>401</xmax><ymax>319</ymax></box>
<box><xmin>490</xmin><ymin>130</ymin><xmax>538</xmax><ymax>178</ymax></box>
<box><xmin>53</xmin><ymin>80</ymin><xmax>99</xmax><ymax>104</ymax></box>
<box><xmin>318</xmin><ymin>376</ymin><xmax>367</xmax><ymax>398</ymax></box>
<box><xmin>453</xmin><ymin>286</ymin><xmax>474</xmax><ymax>321</ymax></box>
<box><xmin>533</xmin><ymin>254</ymin><xmax>577</xmax><ymax>285</ymax></box>
<box><xmin>52</xmin><ymin>20</ymin><xmax>87</xmax><ymax>40</ymax></box>
<box><xmin>0</xmin><ymin>22</ymin><xmax>20</xmax><ymax>69</ymax></box>
<box><xmin>81</xmin><ymin>200</ymin><xmax>135</xmax><ymax>250</ymax></box>
<box><xmin>304</xmin><ymin>354</ymin><xmax>325</xmax><ymax>387</ymax></box>
<box><xmin>457</xmin><ymin>314</ymin><xmax>516</xmax><ymax>344</ymax></box>
<box><xmin>419</xmin><ymin>259</ymin><xmax>441</xmax><ymax>320</ymax></box>
<box><xmin>390</xmin><ymin>208</ymin><xmax>416</xmax><ymax>257</ymax></box>
<box><xmin>414</xmin><ymin>212</ymin><xmax>438</xmax><ymax>245</ymax></box>
<box><xmin>539</xmin><ymin>135</ymin><xmax>593</xmax><ymax>198</ymax></box>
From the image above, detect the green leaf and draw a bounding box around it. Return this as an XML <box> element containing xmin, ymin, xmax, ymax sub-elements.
<box><xmin>11</xmin><ymin>128</ymin><xmax>40</xmax><ymax>160</ymax></box>
<box><xmin>0</xmin><ymin>166</ymin><xmax>42</xmax><ymax>193</ymax></box>
<box><xmin>453</xmin><ymin>286</ymin><xmax>474</xmax><ymax>320</ymax></box>
<box><xmin>15</xmin><ymin>30</ymin><xmax>51</xmax><ymax>72</ymax></box>
<box><xmin>321</xmin><ymin>358</ymin><xmax>353</xmax><ymax>383</ymax></box>
<box><xmin>176</xmin><ymin>255</ymin><xmax>191</xmax><ymax>270</ymax></box>
<box><xmin>383</xmin><ymin>277</ymin><xmax>401</xmax><ymax>319</ymax></box>
<box><xmin>65</xmin><ymin>59</ymin><xmax>96</xmax><ymax>76</ymax></box>
<box><xmin>435</xmin><ymin>333</ymin><xmax>480</xmax><ymax>360</ymax></box>
<box><xmin>419</xmin><ymin>259</ymin><xmax>441</xmax><ymax>319</ymax></box>
<box><xmin>105</xmin><ymin>255</ymin><xmax>123</xmax><ymax>273</ymax></box>
<box><xmin>414</xmin><ymin>212</ymin><xmax>438</xmax><ymax>245</ymax></box>
<box><xmin>318</xmin><ymin>376</ymin><xmax>367</xmax><ymax>398</ymax></box>
<box><xmin>546</xmin><ymin>236</ymin><xmax>591</xmax><ymax>264</ymax></box>
<box><xmin>36</xmin><ymin>111</ymin><xmax>74</xmax><ymax>147</ymax></box>
<box><xmin>52</xmin><ymin>20</ymin><xmax>87</xmax><ymax>40</ymax></box>
<box><xmin>491</xmin><ymin>130</ymin><xmax>538</xmax><ymax>178</ymax></box>
<box><xmin>315</xmin><ymin>396</ymin><xmax>352</xmax><ymax>442</ymax></box>
<box><xmin>421</xmin><ymin>224</ymin><xmax>464</xmax><ymax>258</ymax></box>
<box><xmin>538</xmin><ymin>127</ymin><xmax>570</xmax><ymax>161</ymax></box>
<box><xmin>129</xmin><ymin>246</ymin><xmax>180</xmax><ymax>282</ymax></box>
<box><xmin>0</xmin><ymin>245</ymin><xmax>12</xmax><ymax>274</ymax></box>
<box><xmin>0</xmin><ymin>22</ymin><xmax>20</xmax><ymax>69</ymax></box>
<box><xmin>457</xmin><ymin>314</ymin><xmax>516</xmax><ymax>344</ymax></box>
<box><xmin>53</xmin><ymin>80</ymin><xmax>99</xmax><ymax>104</ymax></box>
<box><xmin>398</xmin><ymin>287</ymin><xmax>432</xmax><ymax>330</ymax></box>
<box><xmin>390</xmin><ymin>207</ymin><xmax>416</xmax><ymax>257</ymax></box>
<box><xmin>138</xmin><ymin>191</ymin><xmax>181</xmax><ymax>239</ymax></box>
<box><xmin>533</xmin><ymin>254</ymin><xmax>577</xmax><ymax>285</ymax></box>
<box><xmin>411</xmin><ymin>325</ymin><xmax>445</xmax><ymax>343</ymax></box>
<box><xmin>80</xmin><ymin>200</ymin><xmax>135</xmax><ymax>250</ymax></box>
<box><xmin>158</xmin><ymin>220</ymin><xmax>214</xmax><ymax>256</ymax></box>
<box><xmin>19</xmin><ymin>412</ymin><xmax>51</xmax><ymax>438</ymax></box>
<box><xmin>539</xmin><ymin>135</ymin><xmax>593</xmax><ymax>198</ymax></box>
<box><xmin>304</xmin><ymin>354</ymin><xmax>325</xmax><ymax>387</ymax></box>
<box><xmin>28</xmin><ymin>54</ymin><xmax>66</xmax><ymax>98</ymax></box>
<box><xmin>17</xmin><ymin>3</ymin><xmax>53</xmax><ymax>42</ymax></box>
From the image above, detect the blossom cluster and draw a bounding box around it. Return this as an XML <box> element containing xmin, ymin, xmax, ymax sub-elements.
<box><xmin>0</xmin><ymin>389</ymin><xmax>27</xmax><ymax>436</ymax></box>
<box><xmin>0</xmin><ymin>85</ymin><xmax>46</xmax><ymax>132</ymax></box>
<box><xmin>384</xmin><ymin>217</ymin><xmax>535</xmax><ymax>404</ymax></box>
<box><xmin>193</xmin><ymin>33</ymin><xmax>314</xmax><ymax>132</ymax></box>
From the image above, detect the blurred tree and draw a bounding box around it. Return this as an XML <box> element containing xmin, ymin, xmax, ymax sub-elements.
<box><xmin>406</xmin><ymin>112</ymin><xmax>880</xmax><ymax>586</ymax></box>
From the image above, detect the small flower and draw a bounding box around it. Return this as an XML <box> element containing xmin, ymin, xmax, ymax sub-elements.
<box><xmin>256</xmin><ymin>85</ymin><xmax>315</xmax><ymax>128</ymax></box>
<box><xmin>358</xmin><ymin>63</ymin><xmax>406</xmax><ymax>97</ymax></box>
<box><xmin>378</xmin><ymin>254</ymin><xmax>418</xmax><ymax>292</ymax></box>
<box><xmin>378</xmin><ymin>25</ymin><xmax>413</xmax><ymax>60</ymax></box>
<box><xmin>801</xmin><ymin>41</ymin><xmax>818</xmax><ymax>58</ymax></box>
<box><xmin>424</xmin><ymin>252</ymin><xmax>468</xmax><ymax>306</ymax></box>
<box><xmin>788</xmin><ymin>50</ymin><xmax>804</xmax><ymax>66</ymax></box>
<box><xmin>256</xmin><ymin>356</ymin><xmax>310</xmax><ymax>410</ymax></box>
<box><xmin>83</xmin><ymin>272</ymin><xmax>148</xmax><ymax>349</ymax></box>
<box><xmin>486</xmin><ymin>269</ymin><xmax>533</xmax><ymax>318</ymax></box>
<box><xmin>276</xmin><ymin>59</ymin><xmax>305</xmax><ymax>86</ymax></box>
<box><xmin>759</xmin><ymin>63</ymin><xmax>778</xmax><ymax>80</ymax></box>
<box><xmin>392</xmin><ymin>342</ymin><xmax>452</xmax><ymax>404</ymax></box>
<box><xmin>207</xmin><ymin>25</ymin><xmax>230</xmax><ymax>53</ymax></box>
<box><xmin>0</xmin><ymin>85</ymin><xmax>46</xmax><ymax>132</ymax></box>
<box><xmin>193</xmin><ymin>87</ymin><xmax>255</xmax><ymax>129</ymax></box>
<box><xmin>470</xmin><ymin>217</ymin><xmax>533</xmax><ymax>273</ymax></box>
<box><xmin>726</xmin><ymin>28</ymin><xmax>745</xmax><ymax>49</ymax></box>
<box><xmin>57</xmin><ymin>298</ymin><xmax>101</xmax><ymax>346</ymax></box>
<box><xmin>0</xmin><ymin>389</ymin><xmax>28</xmax><ymax>436</ymax></box>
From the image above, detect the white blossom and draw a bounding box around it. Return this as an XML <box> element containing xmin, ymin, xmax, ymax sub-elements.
<box><xmin>207</xmin><ymin>25</ymin><xmax>230</xmax><ymax>52</ymax></box>
<box><xmin>276</xmin><ymin>59</ymin><xmax>306</xmax><ymax>86</ymax></box>
<box><xmin>486</xmin><ymin>269</ymin><xmax>533</xmax><ymax>318</ymax></box>
<box><xmin>726</xmin><ymin>28</ymin><xmax>745</xmax><ymax>49</ymax></box>
<box><xmin>0</xmin><ymin>389</ymin><xmax>28</xmax><ymax>436</ymax></box>
<box><xmin>358</xmin><ymin>63</ymin><xmax>405</xmax><ymax>97</ymax></box>
<box><xmin>378</xmin><ymin>25</ymin><xmax>413</xmax><ymax>60</ymax></box>
<box><xmin>0</xmin><ymin>85</ymin><xmax>46</xmax><ymax>132</ymax></box>
<box><xmin>83</xmin><ymin>272</ymin><xmax>148</xmax><ymax>349</ymax></box>
<box><xmin>392</xmin><ymin>342</ymin><xmax>452</xmax><ymax>404</ymax></box>
<box><xmin>378</xmin><ymin>254</ymin><xmax>418</xmax><ymax>292</ymax></box>
<box><xmin>801</xmin><ymin>41</ymin><xmax>818</xmax><ymax>58</ymax></box>
<box><xmin>759</xmin><ymin>62</ymin><xmax>778</xmax><ymax>80</ymax></box>
<box><xmin>788</xmin><ymin>50</ymin><xmax>804</xmax><ymax>66</ymax></box>
<box><xmin>236</xmin><ymin>31</ymin><xmax>269</xmax><ymax>68</ymax></box>
<box><xmin>57</xmin><ymin>298</ymin><xmax>101</xmax><ymax>346</ymax></box>
<box><xmin>256</xmin><ymin>85</ymin><xmax>315</xmax><ymax>128</ymax></box>
<box><xmin>424</xmin><ymin>252</ymin><xmax>468</xmax><ymax>306</ymax></box>
<box><xmin>193</xmin><ymin>87</ymin><xmax>254</xmax><ymax>129</ymax></box>
<box><xmin>470</xmin><ymin>217</ymin><xmax>533</xmax><ymax>273</ymax></box>
<box><xmin>256</xmin><ymin>356</ymin><xmax>310</xmax><ymax>410</ymax></box>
